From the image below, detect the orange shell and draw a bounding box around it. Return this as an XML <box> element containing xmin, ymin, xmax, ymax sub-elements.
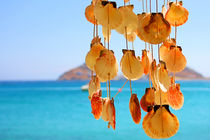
<box><xmin>142</xmin><ymin>50</ymin><xmax>152</xmax><ymax>75</ymax></box>
<box><xmin>165</xmin><ymin>46</ymin><xmax>187</xmax><ymax>73</ymax></box>
<box><xmin>94</xmin><ymin>49</ymin><xmax>118</xmax><ymax>82</ymax></box>
<box><xmin>94</xmin><ymin>1</ymin><xmax>122</xmax><ymax>29</ymax></box>
<box><xmin>101</xmin><ymin>98</ymin><xmax>109</xmax><ymax>121</ymax></box>
<box><xmin>85</xmin><ymin>4</ymin><xmax>97</xmax><ymax>24</ymax></box>
<box><xmin>129</xmin><ymin>94</ymin><xmax>141</xmax><ymax>124</ymax></box>
<box><xmin>165</xmin><ymin>2</ymin><xmax>189</xmax><ymax>26</ymax></box>
<box><xmin>120</xmin><ymin>49</ymin><xmax>144</xmax><ymax>80</ymax></box>
<box><xmin>136</xmin><ymin>13</ymin><xmax>150</xmax><ymax>42</ymax></box>
<box><xmin>116</xmin><ymin>5</ymin><xmax>138</xmax><ymax>34</ymax></box>
<box><xmin>137</xmin><ymin>13</ymin><xmax>171</xmax><ymax>44</ymax></box>
<box><xmin>140</xmin><ymin>88</ymin><xmax>155</xmax><ymax>112</ymax></box>
<box><xmin>160</xmin><ymin>38</ymin><xmax>176</xmax><ymax>62</ymax></box>
<box><xmin>91</xmin><ymin>90</ymin><xmax>103</xmax><ymax>120</ymax></box>
<box><xmin>107</xmin><ymin>99</ymin><xmax>116</xmax><ymax>130</ymax></box>
<box><xmin>85</xmin><ymin>43</ymin><xmax>105</xmax><ymax>71</ymax></box>
<box><xmin>143</xmin><ymin>105</ymin><xmax>179</xmax><ymax>139</ymax></box>
<box><xmin>168</xmin><ymin>83</ymin><xmax>184</xmax><ymax>110</ymax></box>
<box><xmin>150</xmin><ymin>60</ymin><xmax>159</xmax><ymax>89</ymax></box>
<box><xmin>88</xmin><ymin>75</ymin><xmax>101</xmax><ymax>100</ymax></box>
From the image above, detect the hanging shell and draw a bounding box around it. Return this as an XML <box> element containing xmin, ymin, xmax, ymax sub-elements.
<box><xmin>162</xmin><ymin>5</ymin><xmax>167</xmax><ymax>17</ymax></box>
<box><xmin>120</xmin><ymin>49</ymin><xmax>144</xmax><ymax>80</ymax></box>
<box><xmin>116</xmin><ymin>5</ymin><xmax>138</xmax><ymax>34</ymax></box>
<box><xmin>140</xmin><ymin>88</ymin><xmax>155</xmax><ymax>112</ymax></box>
<box><xmin>85</xmin><ymin>4</ymin><xmax>97</xmax><ymax>24</ymax></box>
<box><xmin>150</xmin><ymin>60</ymin><xmax>159</xmax><ymax>89</ymax></box>
<box><xmin>94</xmin><ymin>49</ymin><xmax>118</xmax><ymax>82</ymax></box>
<box><xmin>165</xmin><ymin>1</ymin><xmax>189</xmax><ymax>26</ymax></box>
<box><xmin>85</xmin><ymin>42</ymin><xmax>105</xmax><ymax>71</ymax></box>
<box><xmin>157</xmin><ymin>61</ymin><xmax>170</xmax><ymax>92</ymax></box>
<box><xmin>91</xmin><ymin>90</ymin><xmax>103</xmax><ymax>120</ymax></box>
<box><xmin>101</xmin><ymin>98</ymin><xmax>109</xmax><ymax>121</ymax></box>
<box><xmin>168</xmin><ymin>80</ymin><xmax>184</xmax><ymax>110</ymax></box>
<box><xmin>160</xmin><ymin>38</ymin><xmax>176</xmax><ymax>62</ymax></box>
<box><xmin>137</xmin><ymin>13</ymin><xmax>171</xmax><ymax>44</ymax></box>
<box><xmin>164</xmin><ymin>46</ymin><xmax>187</xmax><ymax>73</ymax></box>
<box><xmin>88</xmin><ymin>75</ymin><xmax>101</xmax><ymax>100</ymax></box>
<box><xmin>107</xmin><ymin>98</ymin><xmax>116</xmax><ymax>130</ymax></box>
<box><xmin>94</xmin><ymin>1</ymin><xmax>122</xmax><ymax>29</ymax></box>
<box><xmin>143</xmin><ymin>105</ymin><xmax>179</xmax><ymax>139</ymax></box>
<box><xmin>136</xmin><ymin>13</ymin><xmax>150</xmax><ymax>42</ymax></box>
<box><xmin>129</xmin><ymin>94</ymin><xmax>141</xmax><ymax>124</ymax></box>
<box><xmin>142</xmin><ymin>50</ymin><xmax>152</xmax><ymax>75</ymax></box>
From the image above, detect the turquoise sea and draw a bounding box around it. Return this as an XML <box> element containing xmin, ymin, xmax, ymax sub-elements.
<box><xmin>0</xmin><ymin>80</ymin><xmax>210</xmax><ymax>140</ymax></box>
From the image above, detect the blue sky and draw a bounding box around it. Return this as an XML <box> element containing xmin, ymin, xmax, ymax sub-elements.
<box><xmin>0</xmin><ymin>0</ymin><xmax>209</xmax><ymax>80</ymax></box>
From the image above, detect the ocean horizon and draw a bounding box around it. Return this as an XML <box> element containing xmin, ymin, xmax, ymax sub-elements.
<box><xmin>0</xmin><ymin>80</ymin><xmax>210</xmax><ymax>140</ymax></box>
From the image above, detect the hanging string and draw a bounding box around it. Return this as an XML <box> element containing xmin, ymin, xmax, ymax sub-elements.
<box><xmin>113</xmin><ymin>80</ymin><xmax>129</xmax><ymax>99</ymax></box>
<box><xmin>151</xmin><ymin>45</ymin><xmax>154</xmax><ymax>60</ymax></box>
<box><xmin>145</xmin><ymin>42</ymin><xmax>147</xmax><ymax>50</ymax></box>
<box><xmin>142</xmin><ymin>0</ymin><xmax>145</xmax><ymax>12</ymax></box>
<box><xmin>129</xmin><ymin>80</ymin><xmax>132</xmax><ymax>95</ymax></box>
<box><xmin>156</xmin><ymin>0</ymin><xmax>158</xmax><ymax>12</ymax></box>
<box><xmin>175</xmin><ymin>23</ymin><xmax>177</xmax><ymax>42</ymax></box>
<box><xmin>164</xmin><ymin>0</ymin><xmax>166</xmax><ymax>6</ymax></box>
<box><xmin>150</xmin><ymin>0</ymin><xmax>152</xmax><ymax>13</ymax></box>
<box><xmin>125</xmin><ymin>27</ymin><xmax>128</xmax><ymax>49</ymax></box>
<box><xmin>132</xmin><ymin>41</ymin><xmax>134</xmax><ymax>50</ymax></box>
<box><xmin>93</xmin><ymin>19</ymin><xmax>96</xmax><ymax>38</ymax></box>
<box><xmin>108</xmin><ymin>73</ymin><xmax>111</xmax><ymax>98</ymax></box>
<box><xmin>146</xmin><ymin>0</ymin><xmax>148</xmax><ymax>13</ymax></box>
<box><xmin>158</xmin><ymin>44</ymin><xmax>160</xmax><ymax>62</ymax></box>
<box><xmin>107</xmin><ymin>3</ymin><xmax>110</xmax><ymax>50</ymax></box>
<box><xmin>104</xmin><ymin>38</ymin><xmax>106</xmax><ymax>48</ymax></box>
<box><xmin>106</xmin><ymin>81</ymin><xmax>109</xmax><ymax>97</ymax></box>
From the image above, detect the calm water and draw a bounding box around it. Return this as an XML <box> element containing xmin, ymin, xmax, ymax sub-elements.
<box><xmin>0</xmin><ymin>80</ymin><xmax>210</xmax><ymax>140</ymax></box>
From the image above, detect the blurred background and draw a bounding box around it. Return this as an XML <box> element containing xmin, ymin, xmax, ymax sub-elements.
<box><xmin>0</xmin><ymin>0</ymin><xmax>210</xmax><ymax>140</ymax></box>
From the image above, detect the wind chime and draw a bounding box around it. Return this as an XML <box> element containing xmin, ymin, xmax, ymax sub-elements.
<box><xmin>85</xmin><ymin>0</ymin><xmax>189</xmax><ymax>138</ymax></box>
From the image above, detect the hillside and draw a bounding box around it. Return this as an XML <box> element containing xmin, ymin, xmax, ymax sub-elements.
<box><xmin>58</xmin><ymin>64</ymin><xmax>204</xmax><ymax>80</ymax></box>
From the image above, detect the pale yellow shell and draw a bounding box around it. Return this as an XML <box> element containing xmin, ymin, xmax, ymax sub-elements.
<box><xmin>120</xmin><ymin>50</ymin><xmax>144</xmax><ymax>80</ymax></box>
<box><xmin>115</xmin><ymin>5</ymin><xmax>138</xmax><ymax>34</ymax></box>
<box><xmin>85</xmin><ymin>43</ymin><xmax>105</xmax><ymax>71</ymax></box>
<box><xmin>157</xmin><ymin>62</ymin><xmax>170</xmax><ymax>92</ymax></box>
<box><xmin>101</xmin><ymin>98</ymin><xmax>109</xmax><ymax>121</ymax></box>
<box><xmin>94</xmin><ymin>49</ymin><xmax>118</xmax><ymax>82</ymax></box>
<box><xmin>94</xmin><ymin>1</ymin><xmax>122</xmax><ymax>29</ymax></box>
<box><xmin>88</xmin><ymin>76</ymin><xmax>101</xmax><ymax>100</ymax></box>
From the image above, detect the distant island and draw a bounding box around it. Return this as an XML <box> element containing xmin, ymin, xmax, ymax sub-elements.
<box><xmin>58</xmin><ymin>64</ymin><xmax>205</xmax><ymax>81</ymax></box>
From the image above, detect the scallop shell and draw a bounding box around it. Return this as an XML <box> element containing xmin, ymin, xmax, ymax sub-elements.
<box><xmin>85</xmin><ymin>4</ymin><xmax>97</xmax><ymax>24</ymax></box>
<box><xmin>137</xmin><ymin>13</ymin><xmax>171</xmax><ymax>44</ymax></box>
<box><xmin>164</xmin><ymin>46</ymin><xmax>187</xmax><ymax>73</ymax></box>
<box><xmin>157</xmin><ymin>61</ymin><xmax>170</xmax><ymax>92</ymax></box>
<box><xmin>154</xmin><ymin>89</ymin><xmax>169</xmax><ymax>105</ymax></box>
<box><xmin>94</xmin><ymin>49</ymin><xmax>118</xmax><ymax>82</ymax></box>
<box><xmin>94</xmin><ymin>1</ymin><xmax>122</xmax><ymax>29</ymax></box>
<box><xmin>136</xmin><ymin>13</ymin><xmax>150</xmax><ymax>42</ymax></box>
<box><xmin>120</xmin><ymin>49</ymin><xmax>144</xmax><ymax>80</ymax></box>
<box><xmin>165</xmin><ymin>1</ymin><xmax>189</xmax><ymax>26</ymax></box>
<box><xmin>101</xmin><ymin>98</ymin><xmax>109</xmax><ymax>121</ymax></box>
<box><xmin>85</xmin><ymin>43</ymin><xmax>105</xmax><ymax>71</ymax></box>
<box><xmin>168</xmin><ymin>83</ymin><xmax>184</xmax><ymax>110</ymax></box>
<box><xmin>129</xmin><ymin>94</ymin><xmax>141</xmax><ymax>124</ymax></box>
<box><xmin>160</xmin><ymin>38</ymin><xmax>176</xmax><ymax>62</ymax></box>
<box><xmin>115</xmin><ymin>5</ymin><xmax>138</xmax><ymax>34</ymax></box>
<box><xmin>143</xmin><ymin>105</ymin><xmax>179</xmax><ymax>138</ymax></box>
<box><xmin>88</xmin><ymin>75</ymin><xmax>101</xmax><ymax>100</ymax></box>
<box><xmin>91</xmin><ymin>90</ymin><xmax>103</xmax><ymax>120</ymax></box>
<box><xmin>142</xmin><ymin>49</ymin><xmax>152</xmax><ymax>75</ymax></box>
<box><xmin>107</xmin><ymin>98</ymin><xmax>116</xmax><ymax>130</ymax></box>
<box><xmin>140</xmin><ymin>88</ymin><xmax>155</xmax><ymax>112</ymax></box>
